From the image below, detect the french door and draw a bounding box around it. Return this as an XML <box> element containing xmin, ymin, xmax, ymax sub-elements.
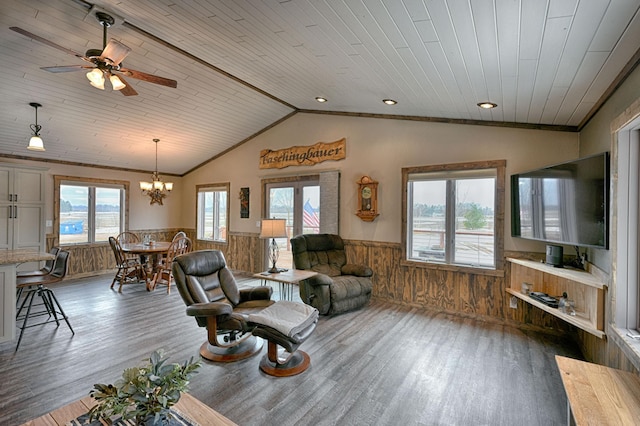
<box><xmin>265</xmin><ymin>180</ymin><xmax>319</xmax><ymax>270</ymax></box>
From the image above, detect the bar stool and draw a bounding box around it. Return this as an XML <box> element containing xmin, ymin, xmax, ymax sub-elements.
<box><xmin>15</xmin><ymin>250</ymin><xmax>73</xmax><ymax>351</ymax></box>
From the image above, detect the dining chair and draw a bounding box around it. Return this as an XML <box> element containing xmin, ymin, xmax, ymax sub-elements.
<box><xmin>116</xmin><ymin>231</ymin><xmax>140</xmax><ymax>244</ymax></box>
<box><xmin>172</xmin><ymin>231</ymin><xmax>187</xmax><ymax>241</ymax></box>
<box><xmin>151</xmin><ymin>236</ymin><xmax>192</xmax><ymax>293</ymax></box>
<box><xmin>15</xmin><ymin>249</ymin><xmax>73</xmax><ymax>350</ymax></box>
<box><xmin>109</xmin><ymin>236</ymin><xmax>146</xmax><ymax>293</ymax></box>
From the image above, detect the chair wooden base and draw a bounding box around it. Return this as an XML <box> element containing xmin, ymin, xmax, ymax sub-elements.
<box><xmin>199</xmin><ymin>335</ymin><xmax>263</xmax><ymax>363</ymax></box>
<box><xmin>259</xmin><ymin>341</ymin><xmax>311</xmax><ymax>377</ymax></box>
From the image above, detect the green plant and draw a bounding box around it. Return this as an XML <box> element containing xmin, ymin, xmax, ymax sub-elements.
<box><xmin>88</xmin><ymin>349</ymin><xmax>201</xmax><ymax>425</ymax></box>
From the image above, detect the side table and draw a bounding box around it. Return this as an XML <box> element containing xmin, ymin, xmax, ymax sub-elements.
<box><xmin>252</xmin><ymin>269</ymin><xmax>318</xmax><ymax>300</ymax></box>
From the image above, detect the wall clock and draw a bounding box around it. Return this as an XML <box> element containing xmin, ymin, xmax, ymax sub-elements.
<box><xmin>356</xmin><ymin>175</ymin><xmax>379</xmax><ymax>222</ymax></box>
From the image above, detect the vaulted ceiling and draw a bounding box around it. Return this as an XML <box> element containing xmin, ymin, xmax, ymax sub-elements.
<box><xmin>1</xmin><ymin>0</ymin><xmax>639</xmax><ymax>175</ymax></box>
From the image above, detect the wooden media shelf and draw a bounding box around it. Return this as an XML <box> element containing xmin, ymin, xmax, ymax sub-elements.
<box><xmin>507</xmin><ymin>257</ymin><xmax>607</xmax><ymax>339</ymax></box>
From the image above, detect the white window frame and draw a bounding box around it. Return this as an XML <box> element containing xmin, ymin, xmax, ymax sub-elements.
<box><xmin>196</xmin><ymin>183</ymin><xmax>229</xmax><ymax>243</ymax></box>
<box><xmin>55</xmin><ymin>176</ymin><xmax>128</xmax><ymax>245</ymax></box>
<box><xmin>402</xmin><ymin>160</ymin><xmax>505</xmax><ymax>273</ymax></box>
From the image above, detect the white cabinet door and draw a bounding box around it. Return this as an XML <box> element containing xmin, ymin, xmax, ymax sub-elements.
<box><xmin>0</xmin><ymin>264</ymin><xmax>17</xmax><ymax>343</ymax></box>
<box><xmin>14</xmin><ymin>169</ymin><xmax>45</xmax><ymax>203</ymax></box>
<box><xmin>0</xmin><ymin>165</ymin><xmax>46</xmax><ymax>255</ymax></box>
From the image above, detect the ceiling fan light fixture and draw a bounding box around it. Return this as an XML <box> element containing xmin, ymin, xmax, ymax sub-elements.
<box><xmin>86</xmin><ymin>68</ymin><xmax>105</xmax><ymax>90</ymax></box>
<box><xmin>27</xmin><ymin>102</ymin><xmax>45</xmax><ymax>151</ymax></box>
<box><xmin>109</xmin><ymin>73</ymin><xmax>126</xmax><ymax>90</ymax></box>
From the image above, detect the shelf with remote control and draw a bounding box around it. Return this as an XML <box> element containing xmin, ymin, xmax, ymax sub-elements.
<box><xmin>506</xmin><ymin>257</ymin><xmax>607</xmax><ymax>339</ymax></box>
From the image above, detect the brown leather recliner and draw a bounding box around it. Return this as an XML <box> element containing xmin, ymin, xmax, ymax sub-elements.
<box><xmin>291</xmin><ymin>234</ymin><xmax>373</xmax><ymax>315</ymax></box>
<box><xmin>172</xmin><ymin>249</ymin><xmax>274</xmax><ymax>362</ymax></box>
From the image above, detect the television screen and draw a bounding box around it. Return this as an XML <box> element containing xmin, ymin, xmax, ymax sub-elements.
<box><xmin>511</xmin><ymin>152</ymin><xmax>609</xmax><ymax>249</ymax></box>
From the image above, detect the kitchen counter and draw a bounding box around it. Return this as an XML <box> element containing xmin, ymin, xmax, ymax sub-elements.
<box><xmin>0</xmin><ymin>249</ymin><xmax>55</xmax><ymax>344</ymax></box>
<box><xmin>0</xmin><ymin>248</ymin><xmax>54</xmax><ymax>265</ymax></box>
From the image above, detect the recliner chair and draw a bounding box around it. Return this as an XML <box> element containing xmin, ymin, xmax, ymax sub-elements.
<box><xmin>291</xmin><ymin>234</ymin><xmax>373</xmax><ymax>315</ymax></box>
<box><xmin>172</xmin><ymin>249</ymin><xmax>274</xmax><ymax>362</ymax></box>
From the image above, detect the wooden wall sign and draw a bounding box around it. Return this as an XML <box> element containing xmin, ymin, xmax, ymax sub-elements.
<box><xmin>259</xmin><ymin>138</ymin><xmax>346</xmax><ymax>169</ymax></box>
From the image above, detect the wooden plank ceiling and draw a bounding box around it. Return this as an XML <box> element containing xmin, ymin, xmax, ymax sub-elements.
<box><xmin>0</xmin><ymin>0</ymin><xmax>638</xmax><ymax>175</ymax></box>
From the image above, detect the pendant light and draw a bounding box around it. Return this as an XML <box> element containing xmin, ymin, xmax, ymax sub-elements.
<box><xmin>28</xmin><ymin>102</ymin><xmax>45</xmax><ymax>151</ymax></box>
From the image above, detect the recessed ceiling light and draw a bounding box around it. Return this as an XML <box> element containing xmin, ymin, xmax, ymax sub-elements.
<box><xmin>382</xmin><ymin>99</ymin><xmax>397</xmax><ymax>105</ymax></box>
<box><xmin>315</xmin><ymin>97</ymin><xmax>328</xmax><ymax>103</ymax></box>
<box><xmin>477</xmin><ymin>101</ymin><xmax>498</xmax><ymax>109</ymax></box>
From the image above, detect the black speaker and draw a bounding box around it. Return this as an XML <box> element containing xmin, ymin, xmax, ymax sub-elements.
<box><xmin>545</xmin><ymin>244</ymin><xmax>563</xmax><ymax>267</ymax></box>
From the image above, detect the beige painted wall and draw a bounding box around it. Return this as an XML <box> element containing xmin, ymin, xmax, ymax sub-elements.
<box><xmin>0</xmin><ymin>157</ymin><xmax>183</xmax><ymax>232</ymax></box>
<box><xmin>182</xmin><ymin>113</ymin><xmax>579</xmax><ymax>252</ymax></box>
<box><xmin>577</xmin><ymin>65</ymin><xmax>640</xmax><ymax>272</ymax></box>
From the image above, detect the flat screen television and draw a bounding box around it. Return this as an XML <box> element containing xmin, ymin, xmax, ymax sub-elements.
<box><xmin>511</xmin><ymin>152</ymin><xmax>609</xmax><ymax>249</ymax></box>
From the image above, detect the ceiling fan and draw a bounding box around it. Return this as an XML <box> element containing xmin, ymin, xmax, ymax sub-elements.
<box><xmin>10</xmin><ymin>12</ymin><xmax>177</xmax><ymax>96</ymax></box>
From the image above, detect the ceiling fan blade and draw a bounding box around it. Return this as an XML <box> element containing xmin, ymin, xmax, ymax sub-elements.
<box><xmin>40</xmin><ymin>65</ymin><xmax>94</xmax><ymax>73</ymax></box>
<box><xmin>10</xmin><ymin>27</ymin><xmax>85</xmax><ymax>59</ymax></box>
<box><xmin>100</xmin><ymin>39</ymin><xmax>131</xmax><ymax>66</ymax></box>
<box><xmin>119</xmin><ymin>68</ymin><xmax>178</xmax><ymax>88</ymax></box>
<box><xmin>115</xmin><ymin>75</ymin><xmax>138</xmax><ymax>96</ymax></box>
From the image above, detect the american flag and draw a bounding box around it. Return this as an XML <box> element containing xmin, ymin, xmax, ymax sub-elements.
<box><xmin>303</xmin><ymin>199</ymin><xmax>320</xmax><ymax>228</ymax></box>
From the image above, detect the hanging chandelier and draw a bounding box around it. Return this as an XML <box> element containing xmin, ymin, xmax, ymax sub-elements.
<box><xmin>139</xmin><ymin>139</ymin><xmax>173</xmax><ymax>205</ymax></box>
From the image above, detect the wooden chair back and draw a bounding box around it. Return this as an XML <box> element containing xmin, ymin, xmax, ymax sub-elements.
<box><xmin>152</xmin><ymin>237</ymin><xmax>192</xmax><ymax>293</ymax></box>
<box><xmin>116</xmin><ymin>231</ymin><xmax>140</xmax><ymax>244</ymax></box>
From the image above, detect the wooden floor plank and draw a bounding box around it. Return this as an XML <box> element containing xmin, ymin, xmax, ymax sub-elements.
<box><xmin>0</xmin><ymin>273</ymin><xmax>582</xmax><ymax>425</ymax></box>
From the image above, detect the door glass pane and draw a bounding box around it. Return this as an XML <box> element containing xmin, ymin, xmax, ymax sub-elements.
<box><xmin>95</xmin><ymin>187</ymin><xmax>121</xmax><ymax>242</ymax></box>
<box><xmin>302</xmin><ymin>186</ymin><xmax>320</xmax><ymax>234</ymax></box>
<box><xmin>269</xmin><ymin>187</ymin><xmax>294</xmax><ymax>270</ymax></box>
<box><xmin>198</xmin><ymin>190</ymin><xmax>228</xmax><ymax>241</ymax></box>
<box><xmin>409</xmin><ymin>180</ymin><xmax>446</xmax><ymax>261</ymax></box>
<box><xmin>60</xmin><ymin>185</ymin><xmax>88</xmax><ymax>244</ymax></box>
<box><xmin>454</xmin><ymin>178</ymin><xmax>495</xmax><ymax>267</ymax></box>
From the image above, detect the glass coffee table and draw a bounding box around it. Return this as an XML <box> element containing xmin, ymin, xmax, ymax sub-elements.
<box><xmin>252</xmin><ymin>269</ymin><xmax>318</xmax><ymax>300</ymax></box>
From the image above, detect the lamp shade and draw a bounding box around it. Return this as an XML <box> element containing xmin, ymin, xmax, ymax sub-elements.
<box><xmin>109</xmin><ymin>74</ymin><xmax>126</xmax><ymax>91</ymax></box>
<box><xmin>28</xmin><ymin>135</ymin><xmax>45</xmax><ymax>151</ymax></box>
<box><xmin>259</xmin><ymin>219</ymin><xmax>287</xmax><ymax>239</ymax></box>
<box><xmin>86</xmin><ymin>69</ymin><xmax>105</xmax><ymax>90</ymax></box>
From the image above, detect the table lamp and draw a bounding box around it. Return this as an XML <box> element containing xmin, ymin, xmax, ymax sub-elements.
<box><xmin>259</xmin><ymin>218</ymin><xmax>287</xmax><ymax>273</ymax></box>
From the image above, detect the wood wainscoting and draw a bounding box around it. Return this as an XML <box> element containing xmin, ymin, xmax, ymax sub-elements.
<box><xmin>48</xmin><ymin>230</ymin><xmax>575</xmax><ymax>334</ymax></box>
<box><xmin>46</xmin><ymin>229</ymin><xmax>195</xmax><ymax>278</ymax></box>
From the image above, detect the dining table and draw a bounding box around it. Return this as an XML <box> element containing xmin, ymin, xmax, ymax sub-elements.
<box><xmin>120</xmin><ymin>241</ymin><xmax>171</xmax><ymax>290</ymax></box>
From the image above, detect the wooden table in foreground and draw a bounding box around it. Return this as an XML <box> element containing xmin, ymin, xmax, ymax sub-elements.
<box><xmin>20</xmin><ymin>392</ymin><xmax>237</xmax><ymax>426</ymax></box>
<box><xmin>252</xmin><ymin>269</ymin><xmax>318</xmax><ymax>300</ymax></box>
<box><xmin>555</xmin><ymin>355</ymin><xmax>640</xmax><ymax>425</ymax></box>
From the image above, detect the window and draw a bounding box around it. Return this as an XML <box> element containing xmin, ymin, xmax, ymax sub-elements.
<box><xmin>56</xmin><ymin>176</ymin><xmax>128</xmax><ymax>245</ymax></box>
<box><xmin>196</xmin><ymin>183</ymin><xmax>229</xmax><ymax>242</ymax></box>
<box><xmin>402</xmin><ymin>160</ymin><xmax>505</xmax><ymax>270</ymax></box>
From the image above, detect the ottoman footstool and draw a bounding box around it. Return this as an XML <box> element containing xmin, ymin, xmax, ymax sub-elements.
<box><xmin>249</xmin><ymin>301</ymin><xmax>319</xmax><ymax>377</ymax></box>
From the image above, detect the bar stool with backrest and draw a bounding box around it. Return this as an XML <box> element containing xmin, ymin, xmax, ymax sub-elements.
<box><xmin>15</xmin><ymin>249</ymin><xmax>73</xmax><ymax>351</ymax></box>
<box><xmin>15</xmin><ymin>247</ymin><xmax>60</xmax><ymax>302</ymax></box>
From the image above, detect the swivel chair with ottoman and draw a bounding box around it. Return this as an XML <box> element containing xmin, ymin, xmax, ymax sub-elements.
<box><xmin>173</xmin><ymin>250</ymin><xmax>318</xmax><ymax>376</ymax></box>
<box><xmin>291</xmin><ymin>233</ymin><xmax>373</xmax><ymax>315</ymax></box>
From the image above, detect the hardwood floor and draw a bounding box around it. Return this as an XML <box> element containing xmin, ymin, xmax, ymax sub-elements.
<box><xmin>0</xmin><ymin>273</ymin><xmax>582</xmax><ymax>425</ymax></box>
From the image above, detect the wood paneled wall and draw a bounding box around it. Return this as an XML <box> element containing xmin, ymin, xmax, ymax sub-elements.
<box><xmin>47</xmin><ymin>228</ymin><xmax>194</xmax><ymax>278</ymax></box>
